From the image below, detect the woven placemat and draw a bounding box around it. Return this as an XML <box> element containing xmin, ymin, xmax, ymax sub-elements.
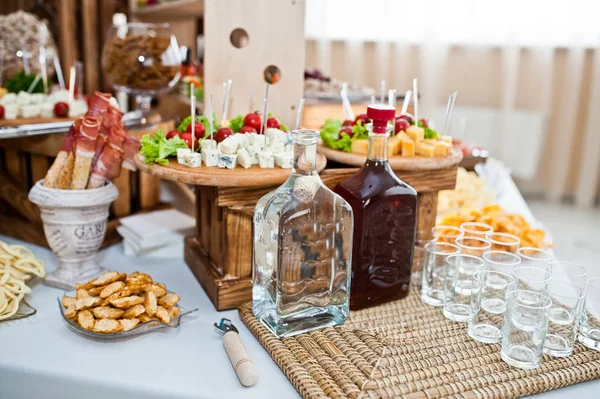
<box><xmin>239</xmin><ymin>290</ymin><xmax>600</xmax><ymax>399</ymax></box>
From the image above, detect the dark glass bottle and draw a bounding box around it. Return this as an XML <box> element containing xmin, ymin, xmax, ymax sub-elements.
<box><xmin>334</xmin><ymin>104</ymin><xmax>418</xmax><ymax>310</ymax></box>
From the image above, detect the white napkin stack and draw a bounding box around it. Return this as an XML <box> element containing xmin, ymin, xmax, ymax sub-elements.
<box><xmin>117</xmin><ymin>209</ymin><xmax>195</xmax><ymax>258</ymax></box>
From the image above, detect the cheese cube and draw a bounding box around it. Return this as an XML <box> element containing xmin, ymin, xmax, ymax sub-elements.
<box><xmin>69</xmin><ymin>99</ymin><xmax>88</xmax><ymax>118</ymax></box>
<box><xmin>423</xmin><ymin>139</ymin><xmax>437</xmax><ymax>146</ymax></box>
<box><xmin>201</xmin><ymin>139</ymin><xmax>217</xmax><ymax>150</ymax></box>
<box><xmin>0</xmin><ymin>93</ymin><xmax>16</xmax><ymax>105</ymax></box>
<box><xmin>351</xmin><ymin>139</ymin><xmax>369</xmax><ymax>155</ymax></box>
<box><xmin>249</xmin><ymin>133</ymin><xmax>266</xmax><ymax>148</ymax></box>
<box><xmin>40</xmin><ymin>102</ymin><xmax>54</xmax><ymax>118</ymax></box>
<box><xmin>50</xmin><ymin>89</ymin><xmax>69</xmax><ymax>103</ymax></box>
<box><xmin>237</xmin><ymin>148</ymin><xmax>252</xmax><ymax>169</ymax></box>
<box><xmin>418</xmin><ymin>142</ymin><xmax>435</xmax><ymax>157</ymax></box>
<box><xmin>19</xmin><ymin>104</ymin><xmax>40</xmax><ymax>118</ymax></box>
<box><xmin>30</xmin><ymin>93</ymin><xmax>45</xmax><ymax>104</ymax></box>
<box><xmin>177</xmin><ymin>148</ymin><xmax>192</xmax><ymax>164</ymax></box>
<box><xmin>220</xmin><ymin>137</ymin><xmax>238</xmax><ymax>154</ymax></box>
<box><xmin>246</xmin><ymin>145</ymin><xmax>260</xmax><ymax>165</ymax></box>
<box><xmin>274</xmin><ymin>153</ymin><xmax>294</xmax><ymax>169</ymax></box>
<box><xmin>401</xmin><ymin>139</ymin><xmax>415</xmax><ymax>157</ymax></box>
<box><xmin>266</xmin><ymin>128</ymin><xmax>285</xmax><ymax>152</ymax></box>
<box><xmin>285</xmin><ymin>144</ymin><xmax>293</xmax><ymax>153</ymax></box>
<box><xmin>234</xmin><ymin>133</ymin><xmax>250</xmax><ymax>149</ymax></box>
<box><xmin>434</xmin><ymin>141</ymin><xmax>450</xmax><ymax>156</ymax></box>
<box><xmin>16</xmin><ymin>91</ymin><xmax>31</xmax><ymax>105</ymax></box>
<box><xmin>218</xmin><ymin>153</ymin><xmax>238</xmax><ymax>169</ymax></box>
<box><xmin>397</xmin><ymin>132</ymin><xmax>411</xmax><ymax>141</ymax></box>
<box><xmin>406</xmin><ymin>126</ymin><xmax>424</xmax><ymax>142</ymax></box>
<box><xmin>258</xmin><ymin>151</ymin><xmax>274</xmax><ymax>168</ymax></box>
<box><xmin>284</xmin><ymin>133</ymin><xmax>293</xmax><ymax>146</ymax></box>
<box><xmin>3</xmin><ymin>104</ymin><xmax>18</xmax><ymax>119</ymax></box>
<box><xmin>441</xmin><ymin>135</ymin><xmax>453</xmax><ymax>145</ymax></box>
<box><xmin>388</xmin><ymin>136</ymin><xmax>402</xmax><ymax>156</ymax></box>
<box><xmin>202</xmin><ymin>149</ymin><xmax>219</xmax><ymax>167</ymax></box>
<box><xmin>182</xmin><ymin>152</ymin><xmax>202</xmax><ymax>167</ymax></box>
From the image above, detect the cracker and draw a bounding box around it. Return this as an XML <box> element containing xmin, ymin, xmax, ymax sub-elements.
<box><xmin>122</xmin><ymin>304</ymin><xmax>145</xmax><ymax>319</ymax></box>
<box><xmin>92</xmin><ymin>306</ymin><xmax>124</xmax><ymax>319</ymax></box>
<box><xmin>110</xmin><ymin>295</ymin><xmax>144</xmax><ymax>309</ymax></box>
<box><xmin>64</xmin><ymin>306</ymin><xmax>78</xmax><ymax>319</ymax></box>
<box><xmin>155</xmin><ymin>306</ymin><xmax>171</xmax><ymax>324</ymax></box>
<box><xmin>100</xmin><ymin>281</ymin><xmax>125</xmax><ymax>299</ymax></box>
<box><xmin>88</xmin><ymin>286</ymin><xmax>105</xmax><ymax>296</ymax></box>
<box><xmin>61</xmin><ymin>296</ymin><xmax>76</xmax><ymax>309</ymax></box>
<box><xmin>93</xmin><ymin>318</ymin><xmax>123</xmax><ymax>334</ymax></box>
<box><xmin>75</xmin><ymin>296</ymin><xmax>102</xmax><ymax>310</ymax></box>
<box><xmin>77</xmin><ymin>310</ymin><xmax>95</xmax><ymax>330</ymax></box>
<box><xmin>139</xmin><ymin>313</ymin><xmax>157</xmax><ymax>323</ymax></box>
<box><xmin>92</xmin><ymin>271</ymin><xmax>126</xmax><ymax>287</ymax></box>
<box><xmin>158</xmin><ymin>293</ymin><xmax>180</xmax><ymax>308</ymax></box>
<box><xmin>126</xmin><ymin>272</ymin><xmax>153</xmax><ymax>286</ymax></box>
<box><xmin>169</xmin><ymin>307</ymin><xmax>181</xmax><ymax>319</ymax></box>
<box><xmin>144</xmin><ymin>291</ymin><xmax>157</xmax><ymax>316</ymax></box>
<box><xmin>119</xmin><ymin>318</ymin><xmax>140</xmax><ymax>332</ymax></box>
<box><xmin>76</xmin><ymin>289</ymin><xmax>90</xmax><ymax>299</ymax></box>
<box><xmin>144</xmin><ymin>283</ymin><xmax>166</xmax><ymax>298</ymax></box>
<box><xmin>101</xmin><ymin>289</ymin><xmax>133</xmax><ymax>306</ymax></box>
<box><xmin>75</xmin><ymin>281</ymin><xmax>95</xmax><ymax>291</ymax></box>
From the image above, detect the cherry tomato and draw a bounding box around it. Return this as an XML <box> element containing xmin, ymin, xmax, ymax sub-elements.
<box><xmin>243</xmin><ymin>113</ymin><xmax>262</xmax><ymax>131</ymax></box>
<box><xmin>397</xmin><ymin>113</ymin><xmax>414</xmax><ymax>125</ymax></box>
<box><xmin>165</xmin><ymin>130</ymin><xmax>179</xmax><ymax>140</ymax></box>
<box><xmin>354</xmin><ymin>113</ymin><xmax>369</xmax><ymax>126</ymax></box>
<box><xmin>266</xmin><ymin>117</ymin><xmax>280</xmax><ymax>129</ymax></box>
<box><xmin>418</xmin><ymin>118</ymin><xmax>428</xmax><ymax>128</ymax></box>
<box><xmin>185</xmin><ymin>121</ymin><xmax>206</xmax><ymax>137</ymax></box>
<box><xmin>338</xmin><ymin>126</ymin><xmax>354</xmax><ymax>139</ymax></box>
<box><xmin>0</xmin><ymin>105</ymin><xmax>4</xmax><ymax>119</ymax></box>
<box><xmin>394</xmin><ymin>118</ymin><xmax>410</xmax><ymax>133</ymax></box>
<box><xmin>54</xmin><ymin>102</ymin><xmax>69</xmax><ymax>117</ymax></box>
<box><xmin>239</xmin><ymin>126</ymin><xmax>256</xmax><ymax>134</ymax></box>
<box><xmin>179</xmin><ymin>132</ymin><xmax>199</xmax><ymax>149</ymax></box>
<box><xmin>342</xmin><ymin>119</ymin><xmax>354</xmax><ymax>127</ymax></box>
<box><xmin>215</xmin><ymin>127</ymin><xmax>234</xmax><ymax>143</ymax></box>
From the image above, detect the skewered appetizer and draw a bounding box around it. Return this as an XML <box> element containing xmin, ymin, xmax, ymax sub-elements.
<box><xmin>0</xmin><ymin>88</ymin><xmax>87</xmax><ymax>120</ymax></box>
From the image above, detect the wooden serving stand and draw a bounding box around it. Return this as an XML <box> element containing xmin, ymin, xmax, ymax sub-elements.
<box><xmin>135</xmin><ymin>153</ymin><xmax>327</xmax><ymax>311</ymax></box>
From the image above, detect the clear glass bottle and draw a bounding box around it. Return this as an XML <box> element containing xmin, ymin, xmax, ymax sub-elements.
<box><xmin>334</xmin><ymin>105</ymin><xmax>418</xmax><ymax>310</ymax></box>
<box><xmin>252</xmin><ymin>129</ymin><xmax>353</xmax><ymax>338</ymax></box>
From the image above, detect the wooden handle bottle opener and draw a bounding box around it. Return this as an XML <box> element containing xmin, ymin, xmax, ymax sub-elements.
<box><xmin>214</xmin><ymin>318</ymin><xmax>258</xmax><ymax>387</ymax></box>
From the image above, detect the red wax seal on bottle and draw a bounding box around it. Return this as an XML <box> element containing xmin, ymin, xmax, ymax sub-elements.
<box><xmin>367</xmin><ymin>104</ymin><xmax>395</xmax><ymax>133</ymax></box>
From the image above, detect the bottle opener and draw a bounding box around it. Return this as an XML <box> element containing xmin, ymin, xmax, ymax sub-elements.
<box><xmin>214</xmin><ymin>318</ymin><xmax>258</xmax><ymax>387</ymax></box>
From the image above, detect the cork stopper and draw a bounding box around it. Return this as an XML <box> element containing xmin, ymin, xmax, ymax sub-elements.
<box><xmin>367</xmin><ymin>104</ymin><xmax>395</xmax><ymax>133</ymax></box>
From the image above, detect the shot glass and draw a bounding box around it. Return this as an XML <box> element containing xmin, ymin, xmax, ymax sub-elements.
<box><xmin>546</xmin><ymin>261</ymin><xmax>587</xmax><ymax>290</ymax></box>
<box><xmin>482</xmin><ymin>251</ymin><xmax>521</xmax><ymax>274</ymax></box>
<box><xmin>432</xmin><ymin>225</ymin><xmax>463</xmax><ymax>244</ymax></box>
<box><xmin>411</xmin><ymin>237</ymin><xmax>431</xmax><ymax>290</ymax></box>
<box><xmin>468</xmin><ymin>270</ymin><xmax>513</xmax><ymax>343</ymax></box>
<box><xmin>579</xmin><ymin>277</ymin><xmax>600</xmax><ymax>351</ymax></box>
<box><xmin>460</xmin><ymin>222</ymin><xmax>493</xmax><ymax>239</ymax></box>
<box><xmin>501</xmin><ymin>290</ymin><xmax>552</xmax><ymax>369</ymax></box>
<box><xmin>443</xmin><ymin>254</ymin><xmax>485</xmax><ymax>322</ymax></box>
<box><xmin>543</xmin><ymin>281</ymin><xmax>584</xmax><ymax>357</ymax></box>
<box><xmin>421</xmin><ymin>242</ymin><xmax>460</xmax><ymax>306</ymax></box>
<box><xmin>512</xmin><ymin>267</ymin><xmax>551</xmax><ymax>292</ymax></box>
<box><xmin>455</xmin><ymin>236</ymin><xmax>491</xmax><ymax>257</ymax></box>
<box><xmin>485</xmin><ymin>232</ymin><xmax>521</xmax><ymax>253</ymax></box>
<box><xmin>517</xmin><ymin>247</ymin><xmax>553</xmax><ymax>269</ymax></box>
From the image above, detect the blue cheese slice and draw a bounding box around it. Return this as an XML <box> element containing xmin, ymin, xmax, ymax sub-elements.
<box><xmin>182</xmin><ymin>152</ymin><xmax>202</xmax><ymax>167</ymax></box>
<box><xmin>220</xmin><ymin>137</ymin><xmax>238</xmax><ymax>154</ymax></box>
<box><xmin>249</xmin><ymin>133</ymin><xmax>266</xmax><ymax>148</ymax></box>
<box><xmin>218</xmin><ymin>153</ymin><xmax>238</xmax><ymax>169</ymax></box>
<box><xmin>3</xmin><ymin>104</ymin><xmax>18</xmax><ymax>119</ymax></box>
<box><xmin>202</xmin><ymin>149</ymin><xmax>219</xmax><ymax>167</ymax></box>
<box><xmin>201</xmin><ymin>139</ymin><xmax>217</xmax><ymax>150</ymax></box>
<box><xmin>237</xmin><ymin>148</ymin><xmax>252</xmax><ymax>169</ymax></box>
<box><xmin>258</xmin><ymin>151</ymin><xmax>274</xmax><ymax>168</ymax></box>
<box><xmin>274</xmin><ymin>153</ymin><xmax>293</xmax><ymax>169</ymax></box>
<box><xmin>177</xmin><ymin>148</ymin><xmax>192</xmax><ymax>164</ymax></box>
<box><xmin>234</xmin><ymin>133</ymin><xmax>250</xmax><ymax>149</ymax></box>
<box><xmin>266</xmin><ymin>128</ymin><xmax>285</xmax><ymax>152</ymax></box>
<box><xmin>19</xmin><ymin>104</ymin><xmax>40</xmax><ymax>118</ymax></box>
<box><xmin>246</xmin><ymin>145</ymin><xmax>260</xmax><ymax>165</ymax></box>
<box><xmin>40</xmin><ymin>102</ymin><xmax>54</xmax><ymax>118</ymax></box>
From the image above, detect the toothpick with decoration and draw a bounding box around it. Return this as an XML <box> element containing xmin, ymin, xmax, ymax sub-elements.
<box><xmin>209</xmin><ymin>94</ymin><xmax>214</xmax><ymax>142</ymax></box>
<box><xmin>442</xmin><ymin>92</ymin><xmax>458</xmax><ymax>137</ymax></box>
<box><xmin>380</xmin><ymin>80</ymin><xmax>386</xmax><ymax>103</ymax></box>
<box><xmin>412</xmin><ymin>78</ymin><xmax>419</xmax><ymax>127</ymax></box>
<box><xmin>222</xmin><ymin>79</ymin><xmax>232</xmax><ymax>126</ymax></box>
<box><xmin>68</xmin><ymin>65</ymin><xmax>76</xmax><ymax>105</ymax></box>
<box><xmin>190</xmin><ymin>83</ymin><xmax>196</xmax><ymax>153</ymax></box>
<box><xmin>400</xmin><ymin>90</ymin><xmax>412</xmax><ymax>115</ymax></box>
<box><xmin>340</xmin><ymin>83</ymin><xmax>355</xmax><ymax>121</ymax></box>
<box><xmin>295</xmin><ymin>98</ymin><xmax>306</xmax><ymax>130</ymax></box>
<box><xmin>260</xmin><ymin>83</ymin><xmax>269</xmax><ymax>139</ymax></box>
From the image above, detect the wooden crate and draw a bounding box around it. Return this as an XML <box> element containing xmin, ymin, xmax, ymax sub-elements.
<box><xmin>185</xmin><ymin>166</ymin><xmax>457</xmax><ymax>311</ymax></box>
<box><xmin>0</xmin><ymin>120</ymin><xmax>173</xmax><ymax>248</ymax></box>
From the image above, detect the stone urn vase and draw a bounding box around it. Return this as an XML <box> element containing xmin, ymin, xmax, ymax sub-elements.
<box><xmin>28</xmin><ymin>180</ymin><xmax>119</xmax><ymax>289</ymax></box>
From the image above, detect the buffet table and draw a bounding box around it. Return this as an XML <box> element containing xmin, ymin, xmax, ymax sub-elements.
<box><xmin>0</xmin><ymin>167</ymin><xmax>598</xmax><ymax>399</ymax></box>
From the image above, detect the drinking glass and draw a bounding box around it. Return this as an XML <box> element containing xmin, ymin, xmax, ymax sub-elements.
<box><xmin>468</xmin><ymin>270</ymin><xmax>513</xmax><ymax>343</ymax></box>
<box><xmin>455</xmin><ymin>236</ymin><xmax>491</xmax><ymax>257</ymax></box>
<box><xmin>432</xmin><ymin>225</ymin><xmax>463</xmax><ymax>244</ymax></box>
<box><xmin>501</xmin><ymin>290</ymin><xmax>552</xmax><ymax>369</ymax></box>
<box><xmin>485</xmin><ymin>232</ymin><xmax>520</xmax><ymax>253</ymax></box>
<box><xmin>482</xmin><ymin>251</ymin><xmax>521</xmax><ymax>274</ymax></box>
<box><xmin>543</xmin><ymin>281</ymin><xmax>584</xmax><ymax>357</ymax></box>
<box><xmin>411</xmin><ymin>237</ymin><xmax>430</xmax><ymax>291</ymax></box>
<box><xmin>546</xmin><ymin>261</ymin><xmax>587</xmax><ymax>290</ymax></box>
<box><xmin>512</xmin><ymin>267</ymin><xmax>551</xmax><ymax>292</ymax></box>
<box><xmin>421</xmin><ymin>242</ymin><xmax>460</xmax><ymax>306</ymax></box>
<box><xmin>460</xmin><ymin>222</ymin><xmax>493</xmax><ymax>238</ymax></box>
<box><xmin>517</xmin><ymin>247</ymin><xmax>553</xmax><ymax>269</ymax></box>
<box><xmin>579</xmin><ymin>277</ymin><xmax>600</xmax><ymax>351</ymax></box>
<box><xmin>443</xmin><ymin>254</ymin><xmax>485</xmax><ymax>322</ymax></box>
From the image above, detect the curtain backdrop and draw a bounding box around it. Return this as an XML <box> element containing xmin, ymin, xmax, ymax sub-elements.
<box><xmin>305</xmin><ymin>0</ymin><xmax>600</xmax><ymax>207</ymax></box>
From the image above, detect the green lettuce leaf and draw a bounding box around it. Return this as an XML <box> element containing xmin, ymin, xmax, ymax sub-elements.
<box><xmin>424</xmin><ymin>127</ymin><xmax>438</xmax><ymax>139</ymax></box>
<box><xmin>351</xmin><ymin>120</ymin><xmax>369</xmax><ymax>140</ymax></box>
<box><xmin>140</xmin><ymin>129</ymin><xmax>188</xmax><ymax>165</ymax></box>
<box><xmin>229</xmin><ymin>115</ymin><xmax>244</xmax><ymax>133</ymax></box>
<box><xmin>320</xmin><ymin>119</ymin><xmax>353</xmax><ymax>152</ymax></box>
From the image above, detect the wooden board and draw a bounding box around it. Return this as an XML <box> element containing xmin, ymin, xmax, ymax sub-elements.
<box><xmin>134</xmin><ymin>152</ymin><xmax>327</xmax><ymax>187</ymax></box>
<box><xmin>318</xmin><ymin>145</ymin><xmax>463</xmax><ymax>171</ymax></box>
<box><xmin>0</xmin><ymin>117</ymin><xmax>75</xmax><ymax>128</ymax></box>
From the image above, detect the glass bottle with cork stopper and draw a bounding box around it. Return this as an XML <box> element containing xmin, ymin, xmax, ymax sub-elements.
<box><xmin>334</xmin><ymin>104</ymin><xmax>418</xmax><ymax>310</ymax></box>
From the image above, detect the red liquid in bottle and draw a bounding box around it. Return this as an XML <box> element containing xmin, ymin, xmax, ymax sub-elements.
<box><xmin>334</xmin><ymin>105</ymin><xmax>418</xmax><ymax>310</ymax></box>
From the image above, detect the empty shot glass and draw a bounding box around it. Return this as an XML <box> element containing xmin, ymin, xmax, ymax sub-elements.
<box><xmin>501</xmin><ymin>290</ymin><xmax>552</xmax><ymax>369</ymax></box>
<box><xmin>432</xmin><ymin>225</ymin><xmax>463</xmax><ymax>244</ymax></box>
<box><xmin>482</xmin><ymin>251</ymin><xmax>521</xmax><ymax>274</ymax></box>
<box><xmin>543</xmin><ymin>281</ymin><xmax>585</xmax><ymax>357</ymax></box>
<box><xmin>579</xmin><ymin>277</ymin><xmax>600</xmax><ymax>351</ymax></box>
<box><xmin>517</xmin><ymin>247</ymin><xmax>553</xmax><ymax>269</ymax></box>
<box><xmin>546</xmin><ymin>261</ymin><xmax>588</xmax><ymax>290</ymax></box>
<box><xmin>485</xmin><ymin>232</ymin><xmax>521</xmax><ymax>253</ymax></box>
<box><xmin>455</xmin><ymin>236</ymin><xmax>491</xmax><ymax>257</ymax></box>
<box><xmin>468</xmin><ymin>270</ymin><xmax>513</xmax><ymax>343</ymax></box>
<box><xmin>443</xmin><ymin>254</ymin><xmax>485</xmax><ymax>322</ymax></box>
<box><xmin>512</xmin><ymin>267</ymin><xmax>551</xmax><ymax>292</ymax></box>
<box><xmin>460</xmin><ymin>222</ymin><xmax>493</xmax><ymax>239</ymax></box>
<box><xmin>421</xmin><ymin>242</ymin><xmax>460</xmax><ymax>306</ymax></box>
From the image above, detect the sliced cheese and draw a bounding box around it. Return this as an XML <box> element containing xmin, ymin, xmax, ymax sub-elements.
<box><xmin>401</xmin><ymin>139</ymin><xmax>415</xmax><ymax>157</ymax></box>
<box><xmin>406</xmin><ymin>126</ymin><xmax>424</xmax><ymax>142</ymax></box>
<box><xmin>351</xmin><ymin>139</ymin><xmax>369</xmax><ymax>155</ymax></box>
<box><xmin>418</xmin><ymin>142</ymin><xmax>435</xmax><ymax>158</ymax></box>
<box><xmin>388</xmin><ymin>136</ymin><xmax>402</xmax><ymax>156</ymax></box>
<box><xmin>434</xmin><ymin>141</ymin><xmax>450</xmax><ymax>156</ymax></box>
<box><xmin>441</xmin><ymin>135</ymin><xmax>453</xmax><ymax>145</ymax></box>
<box><xmin>397</xmin><ymin>132</ymin><xmax>411</xmax><ymax>141</ymax></box>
